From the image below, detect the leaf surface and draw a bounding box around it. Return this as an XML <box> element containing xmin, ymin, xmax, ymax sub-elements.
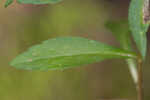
<box><xmin>17</xmin><ymin>0</ymin><xmax>62</xmax><ymax>4</ymax></box>
<box><xmin>4</xmin><ymin>0</ymin><xmax>61</xmax><ymax>7</ymax></box>
<box><xmin>129</xmin><ymin>0</ymin><xmax>150</xmax><ymax>59</ymax></box>
<box><xmin>10</xmin><ymin>37</ymin><xmax>137</xmax><ymax>70</ymax></box>
<box><xmin>105</xmin><ymin>20</ymin><xmax>131</xmax><ymax>50</ymax></box>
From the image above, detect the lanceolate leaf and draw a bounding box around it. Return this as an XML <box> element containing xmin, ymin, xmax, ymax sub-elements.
<box><xmin>10</xmin><ymin>37</ymin><xmax>137</xmax><ymax>70</ymax></box>
<box><xmin>129</xmin><ymin>0</ymin><xmax>150</xmax><ymax>60</ymax></box>
<box><xmin>17</xmin><ymin>0</ymin><xmax>62</xmax><ymax>4</ymax></box>
<box><xmin>4</xmin><ymin>0</ymin><xmax>61</xmax><ymax>7</ymax></box>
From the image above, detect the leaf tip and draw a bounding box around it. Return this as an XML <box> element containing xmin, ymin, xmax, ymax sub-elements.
<box><xmin>4</xmin><ymin>0</ymin><xmax>13</xmax><ymax>8</ymax></box>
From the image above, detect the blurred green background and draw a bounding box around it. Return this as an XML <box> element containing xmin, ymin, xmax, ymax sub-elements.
<box><xmin>0</xmin><ymin>0</ymin><xmax>150</xmax><ymax>100</ymax></box>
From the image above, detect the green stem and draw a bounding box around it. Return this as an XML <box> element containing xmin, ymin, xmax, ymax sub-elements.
<box><xmin>127</xmin><ymin>55</ymin><xmax>143</xmax><ymax>100</ymax></box>
<box><xmin>137</xmin><ymin>58</ymin><xmax>143</xmax><ymax>100</ymax></box>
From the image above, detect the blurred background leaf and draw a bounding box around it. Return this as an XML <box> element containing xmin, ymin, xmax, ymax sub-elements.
<box><xmin>5</xmin><ymin>0</ymin><xmax>13</xmax><ymax>7</ymax></box>
<box><xmin>17</xmin><ymin>0</ymin><xmax>62</xmax><ymax>5</ymax></box>
<box><xmin>5</xmin><ymin>0</ymin><xmax>62</xmax><ymax>7</ymax></box>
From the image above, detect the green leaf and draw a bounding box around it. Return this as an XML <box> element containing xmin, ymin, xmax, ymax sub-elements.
<box><xmin>17</xmin><ymin>0</ymin><xmax>62</xmax><ymax>4</ymax></box>
<box><xmin>105</xmin><ymin>20</ymin><xmax>138</xmax><ymax>84</ymax></box>
<box><xmin>128</xmin><ymin>0</ymin><xmax>150</xmax><ymax>60</ymax></box>
<box><xmin>105</xmin><ymin>20</ymin><xmax>132</xmax><ymax>50</ymax></box>
<box><xmin>4</xmin><ymin>0</ymin><xmax>61</xmax><ymax>7</ymax></box>
<box><xmin>4</xmin><ymin>0</ymin><xmax>13</xmax><ymax>7</ymax></box>
<box><xmin>10</xmin><ymin>37</ymin><xmax>137</xmax><ymax>70</ymax></box>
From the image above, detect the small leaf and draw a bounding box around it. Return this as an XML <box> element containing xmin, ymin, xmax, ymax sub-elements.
<box><xmin>17</xmin><ymin>0</ymin><xmax>62</xmax><ymax>4</ymax></box>
<box><xmin>105</xmin><ymin>20</ymin><xmax>138</xmax><ymax>84</ymax></box>
<box><xmin>10</xmin><ymin>37</ymin><xmax>137</xmax><ymax>70</ymax></box>
<box><xmin>105</xmin><ymin>20</ymin><xmax>132</xmax><ymax>50</ymax></box>
<box><xmin>5</xmin><ymin>0</ymin><xmax>13</xmax><ymax>7</ymax></box>
<box><xmin>129</xmin><ymin>0</ymin><xmax>150</xmax><ymax>59</ymax></box>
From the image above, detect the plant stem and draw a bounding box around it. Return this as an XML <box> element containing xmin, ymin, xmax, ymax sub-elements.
<box><xmin>127</xmin><ymin>59</ymin><xmax>138</xmax><ymax>84</ymax></box>
<box><xmin>137</xmin><ymin>58</ymin><xmax>143</xmax><ymax>100</ymax></box>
